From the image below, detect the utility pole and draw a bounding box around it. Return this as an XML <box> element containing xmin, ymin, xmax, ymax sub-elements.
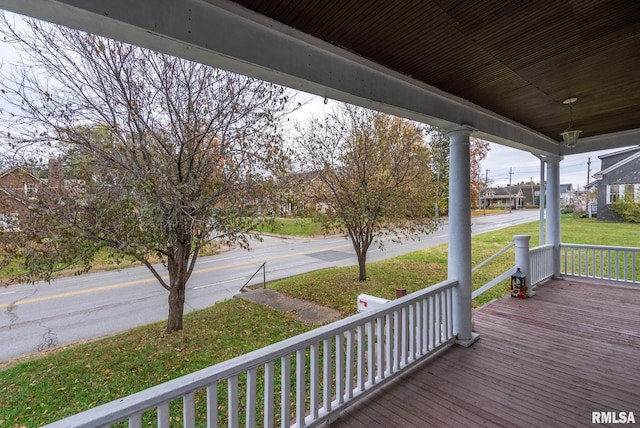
<box><xmin>587</xmin><ymin>157</ymin><xmax>592</xmax><ymax>218</ymax></box>
<box><xmin>483</xmin><ymin>169</ymin><xmax>489</xmax><ymax>215</ymax></box>
<box><xmin>508</xmin><ymin>167</ymin><xmax>513</xmax><ymax>213</ymax></box>
<box><xmin>530</xmin><ymin>177</ymin><xmax>535</xmax><ymax>206</ymax></box>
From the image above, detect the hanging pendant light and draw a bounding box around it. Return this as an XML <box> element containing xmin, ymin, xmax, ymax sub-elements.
<box><xmin>561</xmin><ymin>97</ymin><xmax>582</xmax><ymax>149</ymax></box>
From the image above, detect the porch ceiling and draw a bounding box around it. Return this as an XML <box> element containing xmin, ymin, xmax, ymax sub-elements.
<box><xmin>1</xmin><ymin>0</ymin><xmax>639</xmax><ymax>156</ymax></box>
<box><xmin>232</xmin><ymin>1</ymin><xmax>640</xmax><ymax>149</ymax></box>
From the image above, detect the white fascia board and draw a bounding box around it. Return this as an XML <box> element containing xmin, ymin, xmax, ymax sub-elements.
<box><xmin>597</xmin><ymin>143</ymin><xmax>640</xmax><ymax>160</ymax></box>
<box><xmin>592</xmin><ymin>150</ymin><xmax>640</xmax><ymax>179</ymax></box>
<box><xmin>0</xmin><ymin>0</ymin><xmax>561</xmax><ymax>156</ymax></box>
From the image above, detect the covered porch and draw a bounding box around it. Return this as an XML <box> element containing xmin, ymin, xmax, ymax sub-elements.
<box><xmin>38</xmin><ymin>241</ymin><xmax>640</xmax><ymax>427</ymax></box>
<box><xmin>333</xmin><ymin>277</ymin><xmax>640</xmax><ymax>427</ymax></box>
<box><xmin>1</xmin><ymin>1</ymin><xmax>639</xmax><ymax>427</ymax></box>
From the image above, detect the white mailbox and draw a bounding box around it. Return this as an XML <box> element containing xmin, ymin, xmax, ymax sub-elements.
<box><xmin>357</xmin><ymin>294</ymin><xmax>390</xmax><ymax>312</ymax></box>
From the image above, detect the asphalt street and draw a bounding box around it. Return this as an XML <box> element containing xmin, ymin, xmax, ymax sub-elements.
<box><xmin>0</xmin><ymin>210</ymin><xmax>540</xmax><ymax>363</ymax></box>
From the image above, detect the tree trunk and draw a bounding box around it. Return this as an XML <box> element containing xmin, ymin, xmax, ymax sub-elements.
<box><xmin>165</xmin><ymin>240</ymin><xmax>190</xmax><ymax>333</ymax></box>
<box><xmin>166</xmin><ymin>281</ymin><xmax>186</xmax><ymax>333</ymax></box>
<box><xmin>357</xmin><ymin>250</ymin><xmax>367</xmax><ymax>281</ymax></box>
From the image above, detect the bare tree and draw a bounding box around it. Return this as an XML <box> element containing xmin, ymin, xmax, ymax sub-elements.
<box><xmin>296</xmin><ymin>104</ymin><xmax>439</xmax><ymax>281</ymax></box>
<box><xmin>0</xmin><ymin>15</ymin><xmax>294</xmax><ymax>332</ymax></box>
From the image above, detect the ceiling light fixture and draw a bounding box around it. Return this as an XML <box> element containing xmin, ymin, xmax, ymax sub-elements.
<box><xmin>560</xmin><ymin>97</ymin><xmax>581</xmax><ymax>149</ymax></box>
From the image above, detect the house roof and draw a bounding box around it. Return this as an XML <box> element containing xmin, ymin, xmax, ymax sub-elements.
<box><xmin>1</xmin><ymin>1</ymin><xmax>639</xmax><ymax>158</ymax></box>
<box><xmin>0</xmin><ymin>166</ymin><xmax>46</xmax><ymax>198</ymax></box>
<box><xmin>597</xmin><ymin>145</ymin><xmax>640</xmax><ymax>160</ymax></box>
<box><xmin>559</xmin><ymin>184</ymin><xmax>573</xmax><ymax>193</ymax></box>
<box><xmin>593</xmin><ymin>150</ymin><xmax>640</xmax><ymax>179</ymax></box>
<box><xmin>483</xmin><ymin>187</ymin><xmax>525</xmax><ymax>199</ymax></box>
<box><xmin>0</xmin><ymin>165</ymin><xmax>42</xmax><ymax>182</ymax></box>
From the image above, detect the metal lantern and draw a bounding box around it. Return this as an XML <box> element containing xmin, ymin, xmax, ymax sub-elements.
<box><xmin>510</xmin><ymin>268</ymin><xmax>527</xmax><ymax>298</ymax></box>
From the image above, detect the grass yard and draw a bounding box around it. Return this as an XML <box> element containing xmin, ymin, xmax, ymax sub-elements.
<box><xmin>253</xmin><ymin>217</ymin><xmax>325</xmax><ymax>236</ymax></box>
<box><xmin>1</xmin><ymin>215</ymin><xmax>638</xmax><ymax>426</ymax></box>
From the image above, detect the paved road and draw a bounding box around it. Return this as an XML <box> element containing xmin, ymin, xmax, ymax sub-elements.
<box><xmin>0</xmin><ymin>210</ymin><xmax>539</xmax><ymax>363</ymax></box>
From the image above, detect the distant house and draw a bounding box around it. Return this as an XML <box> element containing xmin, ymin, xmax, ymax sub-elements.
<box><xmin>480</xmin><ymin>186</ymin><xmax>525</xmax><ymax>209</ymax></box>
<box><xmin>0</xmin><ymin>167</ymin><xmax>41</xmax><ymax>231</ymax></box>
<box><xmin>559</xmin><ymin>184</ymin><xmax>576</xmax><ymax>207</ymax></box>
<box><xmin>276</xmin><ymin>171</ymin><xmax>333</xmax><ymax>216</ymax></box>
<box><xmin>0</xmin><ymin>159</ymin><xmax>64</xmax><ymax>231</ymax></box>
<box><xmin>592</xmin><ymin>146</ymin><xmax>640</xmax><ymax>221</ymax></box>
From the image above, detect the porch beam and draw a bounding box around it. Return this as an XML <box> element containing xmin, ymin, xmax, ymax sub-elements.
<box><xmin>446</xmin><ymin>125</ymin><xmax>479</xmax><ymax>347</ymax></box>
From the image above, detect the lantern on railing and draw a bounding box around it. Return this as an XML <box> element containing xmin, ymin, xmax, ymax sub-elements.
<box><xmin>510</xmin><ymin>268</ymin><xmax>527</xmax><ymax>298</ymax></box>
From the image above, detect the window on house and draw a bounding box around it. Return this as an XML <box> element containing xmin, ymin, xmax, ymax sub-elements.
<box><xmin>607</xmin><ymin>183</ymin><xmax>640</xmax><ymax>204</ymax></box>
<box><xmin>24</xmin><ymin>183</ymin><xmax>37</xmax><ymax>198</ymax></box>
<box><xmin>607</xmin><ymin>184</ymin><xmax>621</xmax><ymax>203</ymax></box>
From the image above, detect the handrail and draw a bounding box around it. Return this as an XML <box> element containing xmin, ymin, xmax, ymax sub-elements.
<box><xmin>471</xmin><ymin>241</ymin><xmax>516</xmax><ymax>299</ymax></box>
<box><xmin>472</xmin><ymin>242</ymin><xmax>514</xmax><ymax>273</ymax></box>
<box><xmin>45</xmin><ymin>279</ymin><xmax>459</xmax><ymax>428</ymax></box>
<box><xmin>240</xmin><ymin>261</ymin><xmax>267</xmax><ymax>292</ymax></box>
<box><xmin>472</xmin><ymin>269</ymin><xmax>513</xmax><ymax>299</ymax></box>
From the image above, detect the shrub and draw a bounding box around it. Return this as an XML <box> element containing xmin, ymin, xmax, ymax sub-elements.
<box><xmin>611</xmin><ymin>196</ymin><xmax>640</xmax><ymax>223</ymax></box>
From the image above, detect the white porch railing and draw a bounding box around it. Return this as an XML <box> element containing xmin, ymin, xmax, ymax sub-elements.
<box><xmin>472</xmin><ymin>239</ymin><xmax>640</xmax><ymax>300</ymax></box>
<box><xmin>471</xmin><ymin>242</ymin><xmax>514</xmax><ymax>299</ymax></box>
<box><xmin>44</xmin><ymin>280</ymin><xmax>458</xmax><ymax>428</ymax></box>
<box><xmin>560</xmin><ymin>243</ymin><xmax>640</xmax><ymax>284</ymax></box>
<box><xmin>472</xmin><ymin>240</ymin><xmax>554</xmax><ymax>300</ymax></box>
<box><xmin>529</xmin><ymin>244</ymin><xmax>554</xmax><ymax>285</ymax></box>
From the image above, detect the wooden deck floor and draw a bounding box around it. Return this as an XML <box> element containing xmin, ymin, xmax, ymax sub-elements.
<box><xmin>330</xmin><ymin>278</ymin><xmax>640</xmax><ymax>427</ymax></box>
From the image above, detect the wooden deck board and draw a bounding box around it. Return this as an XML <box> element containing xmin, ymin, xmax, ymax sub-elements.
<box><xmin>330</xmin><ymin>279</ymin><xmax>640</xmax><ymax>427</ymax></box>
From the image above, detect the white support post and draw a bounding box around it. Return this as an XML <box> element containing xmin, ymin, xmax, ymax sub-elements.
<box><xmin>446</xmin><ymin>125</ymin><xmax>479</xmax><ymax>347</ymax></box>
<box><xmin>539</xmin><ymin>157</ymin><xmax>546</xmax><ymax>245</ymax></box>
<box><xmin>513</xmin><ymin>235</ymin><xmax>535</xmax><ymax>297</ymax></box>
<box><xmin>546</xmin><ymin>157</ymin><xmax>562</xmax><ymax>278</ymax></box>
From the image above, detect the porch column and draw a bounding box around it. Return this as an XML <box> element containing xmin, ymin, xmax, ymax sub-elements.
<box><xmin>546</xmin><ymin>157</ymin><xmax>562</xmax><ymax>277</ymax></box>
<box><xmin>539</xmin><ymin>157</ymin><xmax>546</xmax><ymax>245</ymax></box>
<box><xmin>446</xmin><ymin>125</ymin><xmax>479</xmax><ymax>347</ymax></box>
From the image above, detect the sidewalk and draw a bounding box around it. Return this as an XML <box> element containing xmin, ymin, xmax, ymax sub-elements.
<box><xmin>238</xmin><ymin>288</ymin><xmax>341</xmax><ymax>324</ymax></box>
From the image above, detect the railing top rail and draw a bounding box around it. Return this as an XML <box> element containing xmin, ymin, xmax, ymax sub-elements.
<box><xmin>472</xmin><ymin>242</ymin><xmax>514</xmax><ymax>273</ymax></box>
<box><xmin>530</xmin><ymin>243</ymin><xmax>554</xmax><ymax>252</ymax></box>
<box><xmin>560</xmin><ymin>243</ymin><xmax>640</xmax><ymax>252</ymax></box>
<box><xmin>45</xmin><ymin>278</ymin><xmax>458</xmax><ymax>427</ymax></box>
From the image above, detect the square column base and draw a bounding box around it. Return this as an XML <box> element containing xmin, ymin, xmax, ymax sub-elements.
<box><xmin>456</xmin><ymin>332</ymin><xmax>480</xmax><ymax>348</ymax></box>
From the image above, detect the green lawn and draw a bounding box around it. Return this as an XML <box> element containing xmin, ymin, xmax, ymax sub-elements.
<box><xmin>254</xmin><ymin>217</ymin><xmax>325</xmax><ymax>236</ymax></box>
<box><xmin>1</xmin><ymin>215</ymin><xmax>638</xmax><ymax>426</ymax></box>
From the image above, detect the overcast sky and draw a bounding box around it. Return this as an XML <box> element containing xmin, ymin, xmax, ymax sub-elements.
<box><xmin>0</xmin><ymin>11</ymin><xmax>627</xmax><ymax>189</ymax></box>
<box><xmin>296</xmin><ymin>94</ymin><xmax>621</xmax><ymax>190</ymax></box>
<box><xmin>481</xmin><ymin>144</ymin><xmax>615</xmax><ymax>190</ymax></box>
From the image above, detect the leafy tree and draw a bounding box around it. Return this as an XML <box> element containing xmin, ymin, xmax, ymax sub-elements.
<box><xmin>296</xmin><ymin>104</ymin><xmax>439</xmax><ymax>281</ymax></box>
<box><xmin>0</xmin><ymin>16</ymin><xmax>294</xmax><ymax>332</ymax></box>
<box><xmin>425</xmin><ymin>127</ymin><xmax>449</xmax><ymax>216</ymax></box>
<box><xmin>470</xmin><ymin>137</ymin><xmax>490</xmax><ymax>207</ymax></box>
<box><xmin>424</xmin><ymin>131</ymin><xmax>490</xmax><ymax>212</ymax></box>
